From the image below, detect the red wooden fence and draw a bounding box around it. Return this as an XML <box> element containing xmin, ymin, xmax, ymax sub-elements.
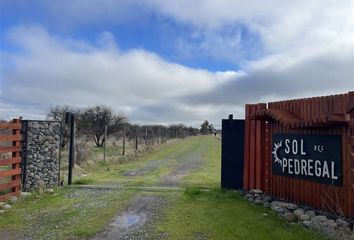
<box><xmin>0</xmin><ymin>118</ymin><xmax>22</xmax><ymax>202</ymax></box>
<box><xmin>243</xmin><ymin>92</ymin><xmax>354</xmax><ymax>218</ymax></box>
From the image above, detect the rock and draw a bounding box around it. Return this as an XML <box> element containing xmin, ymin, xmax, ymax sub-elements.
<box><xmin>324</xmin><ymin>220</ymin><xmax>337</xmax><ymax>229</ymax></box>
<box><xmin>9</xmin><ymin>196</ymin><xmax>17</xmax><ymax>204</ymax></box>
<box><xmin>305</xmin><ymin>210</ymin><xmax>316</xmax><ymax>218</ymax></box>
<box><xmin>271</xmin><ymin>206</ymin><xmax>286</xmax><ymax>214</ymax></box>
<box><xmin>21</xmin><ymin>192</ymin><xmax>32</xmax><ymax>198</ymax></box>
<box><xmin>0</xmin><ymin>210</ymin><xmax>4</xmax><ymax>214</ymax></box>
<box><xmin>262</xmin><ymin>213</ymin><xmax>268</xmax><ymax>217</ymax></box>
<box><xmin>248</xmin><ymin>198</ymin><xmax>255</xmax><ymax>203</ymax></box>
<box><xmin>302</xmin><ymin>221</ymin><xmax>311</xmax><ymax>228</ymax></box>
<box><xmin>293</xmin><ymin>209</ymin><xmax>305</xmax><ymax>217</ymax></box>
<box><xmin>45</xmin><ymin>188</ymin><xmax>54</xmax><ymax>194</ymax></box>
<box><xmin>343</xmin><ymin>227</ymin><xmax>352</xmax><ymax>234</ymax></box>
<box><xmin>250</xmin><ymin>189</ymin><xmax>263</xmax><ymax>195</ymax></box>
<box><xmin>246</xmin><ymin>194</ymin><xmax>254</xmax><ymax>198</ymax></box>
<box><xmin>283</xmin><ymin>203</ymin><xmax>298</xmax><ymax>210</ymax></box>
<box><xmin>311</xmin><ymin>215</ymin><xmax>328</xmax><ymax>224</ymax></box>
<box><xmin>38</xmin><ymin>180</ymin><xmax>45</xmax><ymax>187</ymax></box>
<box><xmin>281</xmin><ymin>212</ymin><xmax>296</xmax><ymax>222</ymax></box>
<box><xmin>3</xmin><ymin>204</ymin><xmax>12</xmax><ymax>210</ymax></box>
<box><xmin>263</xmin><ymin>202</ymin><xmax>270</xmax><ymax>208</ymax></box>
<box><xmin>336</xmin><ymin>218</ymin><xmax>350</xmax><ymax>228</ymax></box>
<box><xmin>263</xmin><ymin>196</ymin><xmax>272</xmax><ymax>202</ymax></box>
<box><xmin>270</xmin><ymin>201</ymin><xmax>282</xmax><ymax>208</ymax></box>
<box><xmin>0</xmin><ymin>202</ymin><xmax>5</xmax><ymax>209</ymax></box>
<box><xmin>298</xmin><ymin>214</ymin><xmax>310</xmax><ymax>221</ymax></box>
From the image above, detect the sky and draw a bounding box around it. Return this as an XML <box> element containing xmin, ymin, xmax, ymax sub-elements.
<box><xmin>0</xmin><ymin>0</ymin><xmax>353</xmax><ymax>127</ymax></box>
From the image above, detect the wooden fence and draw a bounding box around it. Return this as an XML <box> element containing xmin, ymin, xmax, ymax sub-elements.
<box><xmin>0</xmin><ymin>118</ymin><xmax>22</xmax><ymax>202</ymax></box>
<box><xmin>243</xmin><ymin>91</ymin><xmax>354</xmax><ymax>218</ymax></box>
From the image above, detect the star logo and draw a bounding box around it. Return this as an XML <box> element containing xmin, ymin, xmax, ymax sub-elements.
<box><xmin>272</xmin><ymin>141</ymin><xmax>282</xmax><ymax>166</ymax></box>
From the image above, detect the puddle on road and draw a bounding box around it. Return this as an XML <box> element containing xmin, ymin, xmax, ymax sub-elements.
<box><xmin>111</xmin><ymin>213</ymin><xmax>143</xmax><ymax>229</ymax></box>
<box><xmin>125</xmin><ymin>215</ymin><xmax>140</xmax><ymax>226</ymax></box>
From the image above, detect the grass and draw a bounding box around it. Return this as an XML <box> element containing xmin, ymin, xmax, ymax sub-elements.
<box><xmin>182</xmin><ymin>136</ymin><xmax>221</xmax><ymax>189</ymax></box>
<box><xmin>73</xmin><ymin>137</ymin><xmax>203</xmax><ymax>186</ymax></box>
<box><xmin>0</xmin><ymin>187</ymin><xmax>137</xmax><ymax>239</ymax></box>
<box><xmin>1</xmin><ymin>136</ymin><xmax>326</xmax><ymax>239</ymax></box>
<box><xmin>155</xmin><ymin>188</ymin><xmax>323</xmax><ymax>240</ymax></box>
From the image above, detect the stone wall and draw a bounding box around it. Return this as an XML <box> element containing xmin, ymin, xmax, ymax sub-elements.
<box><xmin>22</xmin><ymin>120</ymin><xmax>61</xmax><ymax>191</ymax></box>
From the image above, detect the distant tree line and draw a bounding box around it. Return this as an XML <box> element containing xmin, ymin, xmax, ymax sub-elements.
<box><xmin>47</xmin><ymin>105</ymin><xmax>200</xmax><ymax>148</ymax></box>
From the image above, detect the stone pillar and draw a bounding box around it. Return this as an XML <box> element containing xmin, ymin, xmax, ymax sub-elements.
<box><xmin>22</xmin><ymin>120</ymin><xmax>61</xmax><ymax>191</ymax></box>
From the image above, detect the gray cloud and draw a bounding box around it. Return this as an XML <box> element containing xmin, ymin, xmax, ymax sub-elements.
<box><xmin>0</xmin><ymin>25</ymin><xmax>234</xmax><ymax>126</ymax></box>
<box><xmin>186</xmin><ymin>46</ymin><xmax>354</xmax><ymax>105</ymax></box>
<box><xmin>1</xmin><ymin>1</ymin><xmax>353</xmax><ymax>127</ymax></box>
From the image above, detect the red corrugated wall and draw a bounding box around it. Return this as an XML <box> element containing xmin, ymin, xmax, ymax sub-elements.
<box><xmin>243</xmin><ymin>92</ymin><xmax>354</xmax><ymax>218</ymax></box>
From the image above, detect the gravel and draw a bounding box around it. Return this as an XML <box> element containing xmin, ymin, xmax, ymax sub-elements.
<box><xmin>64</xmin><ymin>188</ymin><xmax>114</xmax><ymax>198</ymax></box>
<box><xmin>93</xmin><ymin>195</ymin><xmax>170</xmax><ymax>240</ymax></box>
<box><xmin>121</xmin><ymin>159</ymin><xmax>173</xmax><ymax>177</ymax></box>
<box><xmin>160</xmin><ymin>150</ymin><xmax>204</xmax><ymax>187</ymax></box>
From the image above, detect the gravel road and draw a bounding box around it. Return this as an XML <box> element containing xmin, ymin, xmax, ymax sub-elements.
<box><xmin>92</xmin><ymin>139</ymin><xmax>209</xmax><ymax>239</ymax></box>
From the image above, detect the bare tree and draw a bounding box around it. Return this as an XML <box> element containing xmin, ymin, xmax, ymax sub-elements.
<box><xmin>78</xmin><ymin>105</ymin><xmax>127</xmax><ymax>147</ymax></box>
<box><xmin>47</xmin><ymin>105</ymin><xmax>77</xmax><ymax>148</ymax></box>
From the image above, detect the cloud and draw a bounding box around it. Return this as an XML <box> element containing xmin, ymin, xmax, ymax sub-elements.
<box><xmin>3</xmin><ymin>1</ymin><xmax>353</xmax><ymax>63</ymax></box>
<box><xmin>187</xmin><ymin>45</ymin><xmax>354</xmax><ymax>106</ymax></box>
<box><xmin>0</xmin><ymin>25</ymin><xmax>236</xmax><ymax>125</ymax></box>
<box><xmin>1</xmin><ymin>1</ymin><xmax>353</xmax><ymax>126</ymax></box>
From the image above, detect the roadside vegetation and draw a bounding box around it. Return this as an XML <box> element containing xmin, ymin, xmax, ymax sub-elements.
<box><xmin>156</xmin><ymin>188</ymin><xmax>323</xmax><ymax>240</ymax></box>
<box><xmin>0</xmin><ymin>135</ymin><xmax>325</xmax><ymax>240</ymax></box>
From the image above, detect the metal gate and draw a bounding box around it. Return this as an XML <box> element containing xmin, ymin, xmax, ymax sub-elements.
<box><xmin>221</xmin><ymin>115</ymin><xmax>245</xmax><ymax>190</ymax></box>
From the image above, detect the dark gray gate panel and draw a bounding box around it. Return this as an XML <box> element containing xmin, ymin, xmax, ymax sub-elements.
<box><xmin>221</xmin><ymin>115</ymin><xmax>245</xmax><ymax>190</ymax></box>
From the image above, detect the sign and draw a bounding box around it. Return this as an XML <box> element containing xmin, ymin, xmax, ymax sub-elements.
<box><xmin>272</xmin><ymin>134</ymin><xmax>342</xmax><ymax>186</ymax></box>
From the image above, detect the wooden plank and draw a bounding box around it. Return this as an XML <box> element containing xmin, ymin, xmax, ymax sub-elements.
<box><xmin>0</xmin><ymin>146</ymin><xmax>21</xmax><ymax>154</ymax></box>
<box><xmin>0</xmin><ymin>134</ymin><xmax>21</xmax><ymax>142</ymax></box>
<box><xmin>255</xmin><ymin>104</ymin><xmax>261</xmax><ymax>189</ymax></box>
<box><xmin>12</xmin><ymin>119</ymin><xmax>21</xmax><ymax>193</ymax></box>
<box><xmin>243</xmin><ymin>105</ymin><xmax>251</xmax><ymax>190</ymax></box>
<box><xmin>349</xmin><ymin>136</ymin><xmax>354</xmax><ymax>146</ymax></box>
<box><xmin>0</xmin><ymin>157</ymin><xmax>21</xmax><ymax>166</ymax></box>
<box><xmin>0</xmin><ymin>123</ymin><xmax>21</xmax><ymax>130</ymax></box>
<box><xmin>0</xmin><ymin>168</ymin><xmax>21</xmax><ymax>178</ymax></box>
<box><xmin>0</xmin><ymin>178</ymin><xmax>21</xmax><ymax>191</ymax></box>
<box><xmin>349</xmin><ymin>119</ymin><xmax>354</xmax><ymax>127</ymax></box>
<box><xmin>249</xmin><ymin>105</ymin><xmax>256</xmax><ymax>189</ymax></box>
<box><xmin>0</xmin><ymin>192</ymin><xmax>18</xmax><ymax>202</ymax></box>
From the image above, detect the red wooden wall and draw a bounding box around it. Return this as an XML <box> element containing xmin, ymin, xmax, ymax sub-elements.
<box><xmin>0</xmin><ymin>118</ymin><xmax>22</xmax><ymax>202</ymax></box>
<box><xmin>243</xmin><ymin>92</ymin><xmax>354</xmax><ymax>218</ymax></box>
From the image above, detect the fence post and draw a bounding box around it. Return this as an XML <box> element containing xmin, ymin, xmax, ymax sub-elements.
<box><xmin>145</xmin><ymin>127</ymin><xmax>148</xmax><ymax>146</ymax></box>
<box><xmin>122</xmin><ymin>126</ymin><xmax>126</xmax><ymax>156</ymax></box>
<box><xmin>103</xmin><ymin>125</ymin><xmax>107</xmax><ymax>162</ymax></box>
<box><xmin>135</xmin><ymin>127</ymin><xmax>138</xmax><ymax>152</ymax></box>
<box><xmin>65</xmin><ymin>112</ymin><xmax>75</xmax><ymax>185</ymax></box>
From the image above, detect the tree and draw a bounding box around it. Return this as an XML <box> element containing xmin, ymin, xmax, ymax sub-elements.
<box><xmin>78</xmin><ymin>105</ymin><xmax>127</xmax><ymax>147</ymax></box>
<box><xmin>200</xmin><ymin>120</ymin><xmax>214</xmax><ymax>135</ymax></box>
<box><xmin>47</xmin><ymin>105</ymin><xmax>77</xmax><ymax>148</ymax></box>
